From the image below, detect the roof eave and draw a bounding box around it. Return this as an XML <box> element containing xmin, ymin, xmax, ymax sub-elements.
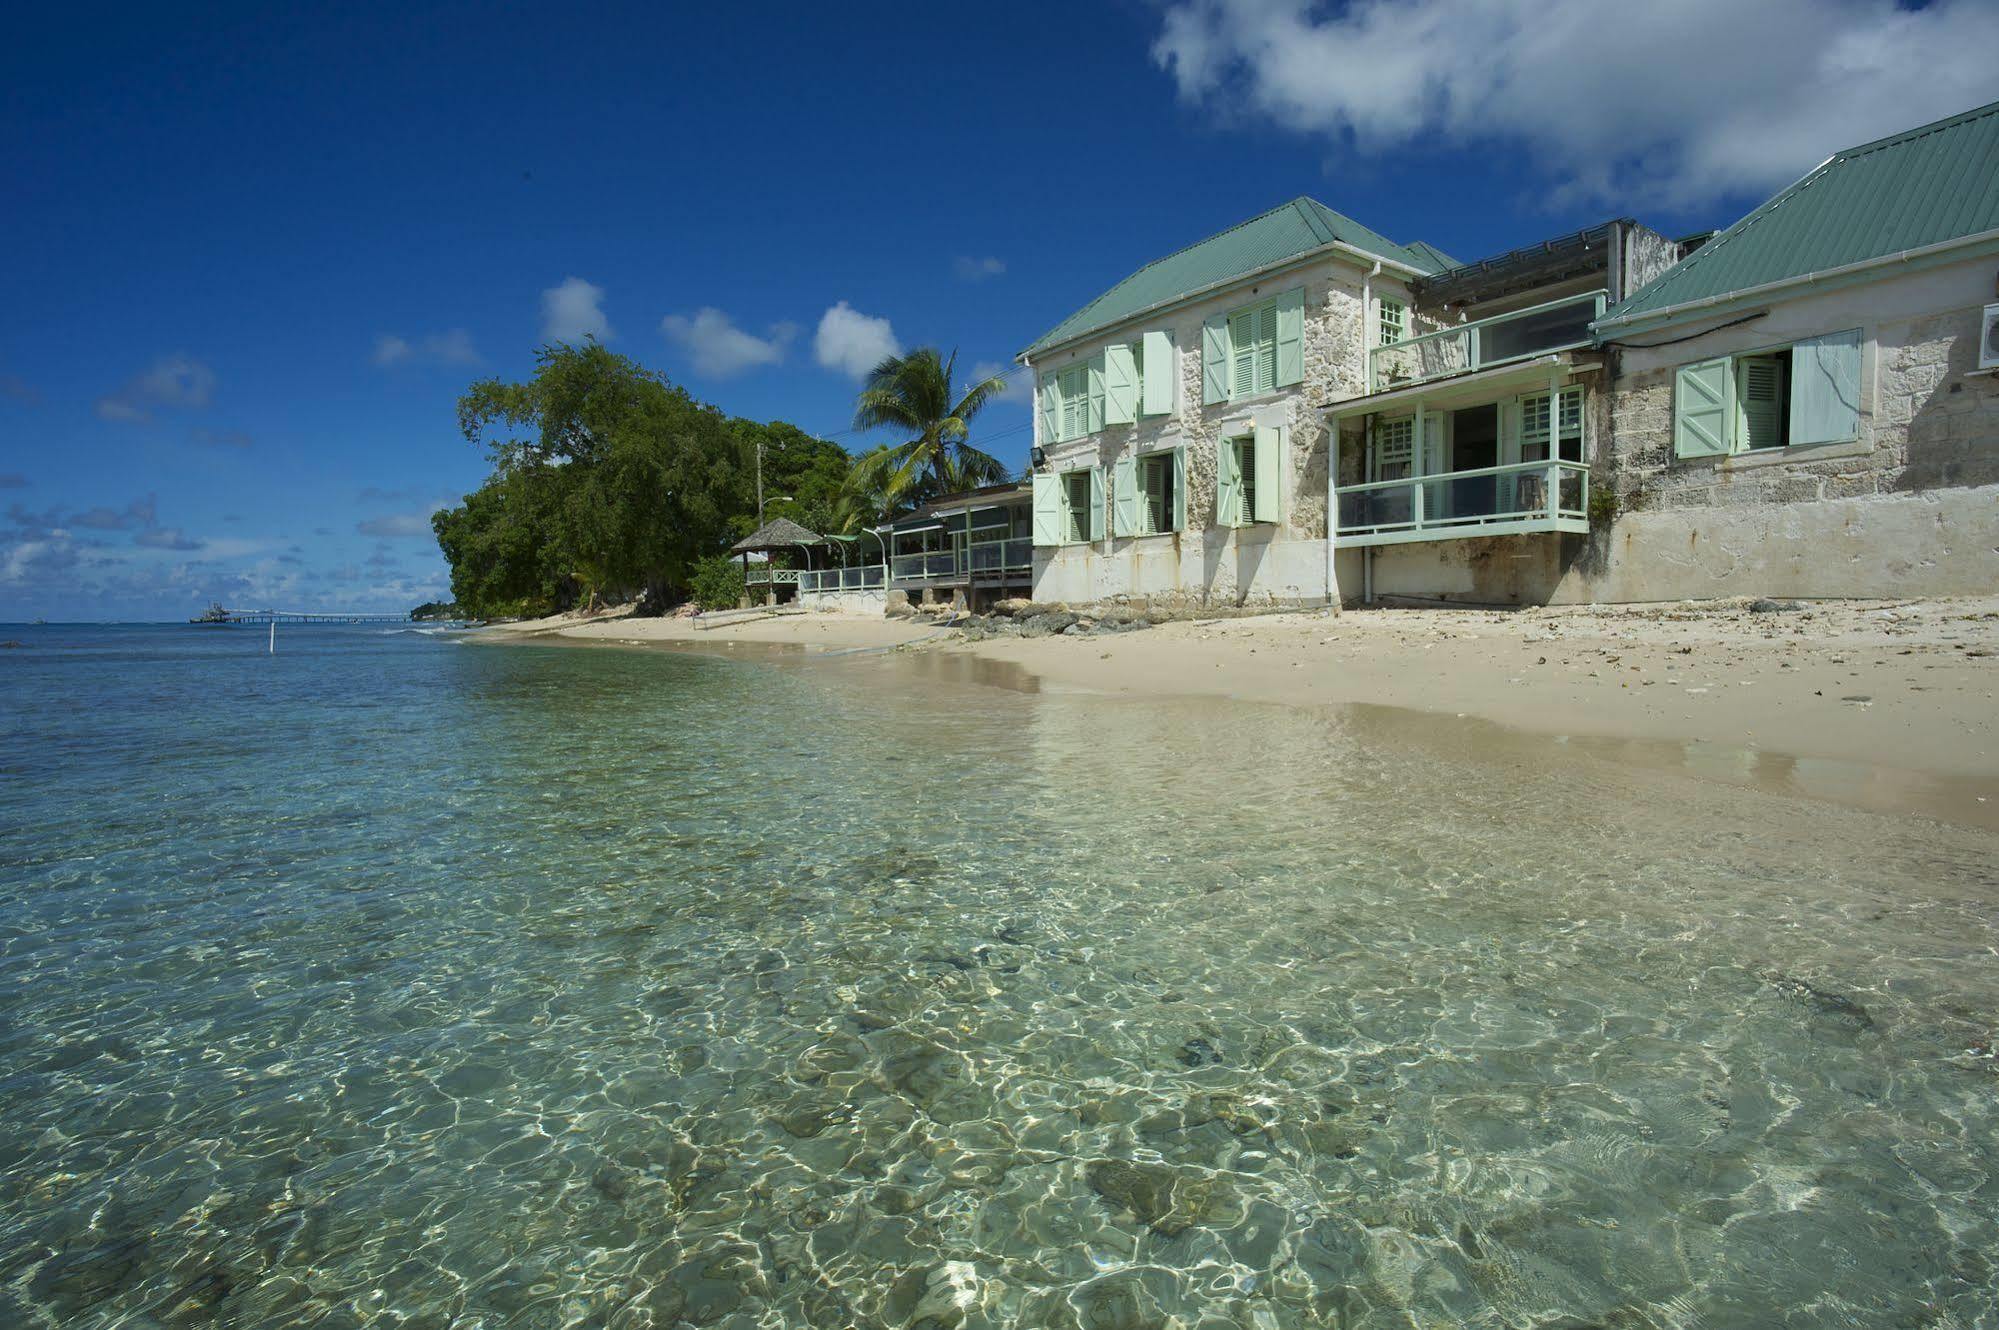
<box><xmin>1597</xmin><ymin>225</ymin><xmax>1999</xmax><ymax>335</ymax></box>
<box><xmin>1017</xmin><ymin>238</ymin><xmax>1429</xmax><ymax>365</ymax></box>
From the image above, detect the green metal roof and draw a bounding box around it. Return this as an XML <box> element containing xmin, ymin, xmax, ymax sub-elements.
<box><xmin>1601</xmin><ymin>99</ymin><xmax>1999</xmax><ymax>328</ymax></box>
<box><xmin>1021</xmin><ymin>197</ymin><xmax>1453</xmax><ymax>359</ymax></box>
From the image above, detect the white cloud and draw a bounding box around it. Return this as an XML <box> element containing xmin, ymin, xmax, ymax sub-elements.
<box><xmin>541</xmin><ymin>277</ymin><xmax>612</xmax><ymax>344</ymax></box>
<box><xmin>357</xmin><ymin>504</ymin><xmax>447</xmax><ymax>539</ymax></box>
<box><xmin>1151</xmin><ymin>0</ymin><xmax>1999</xmax><ymax>209</ymax></box>
<box><xmin>814</xmin><ymin>302</ymin><xmax>901</xmax><ymax>380</ymax></box>
<box><xmin>660</xmin><ymin>308</ymin><xmax>794</xmax><ymax>377</ymax></box>
<box><xmin>373</xmin><ymin>329</ymin><xmax>482</xmax><ymax>368</ymax></box>
<box><xmin>96</xmin><ymin>353</ymin><xmax>216</xmax><ymax>423</ymax></box>
<box><xmin>954</xmin><ymin>256</ymin><xmax>1006</xmax><ymax>281</ymax></box>
<box><xmin>134</xmin><ymin>527</ymin><xmax>202</xmax><ymax>551</ymax></box>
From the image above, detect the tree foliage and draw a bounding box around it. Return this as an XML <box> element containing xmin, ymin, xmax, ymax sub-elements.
<box><xmin>433</xmin><ymin>344</ymin><xmax>855</xmax><ymax>618</ymax></box>
<box><xmin>688</xmin><ymin>556</ymin><xmax>746</xmax><ymax>611</ymax></box>
<box><xmin>847</xmin><ymin>348</ymin><xmax>1011</xmax><ymax>511</ymax></box>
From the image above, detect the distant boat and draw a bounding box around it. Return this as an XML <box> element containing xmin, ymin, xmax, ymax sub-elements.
<box><xmin>190</xmin><ymin>602</ymin><xmax>231</xmax><ymax>625</ymax></box>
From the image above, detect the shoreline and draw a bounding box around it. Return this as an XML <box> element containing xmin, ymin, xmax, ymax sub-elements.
<box><xmin>476</xmin><ymin>596</ymin><xmax>1999</xmax><ymax>829</ymax></box>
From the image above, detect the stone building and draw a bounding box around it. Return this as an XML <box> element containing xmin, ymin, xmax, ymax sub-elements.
<box><xmin>1017</xmin><ymin>99</ymin><xmax>1998</xmax><ymax>611</ymax></box>
<box><xmin>1323</xmin><ymin>220</ymin><xmax>1683</xmax><ymax>604</ymax></box>
<box><xmin>1018</xmin><ymin>198</ymin><xmax>1456</xmax><ymax>607</ymax></box>
<box><xmin>1583</xmin><ymin>99</ymin><xmax>1999</xmax><ymax>602</ymax></box>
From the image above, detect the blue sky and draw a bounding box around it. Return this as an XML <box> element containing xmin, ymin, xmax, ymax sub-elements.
<box><xmin>4</xmin><ymin>0</ymin><xmax>1994</xmax><ymax>619</ymax></box>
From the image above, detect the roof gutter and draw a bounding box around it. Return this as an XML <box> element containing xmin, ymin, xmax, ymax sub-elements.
<box><xmin>1017</xmin><ymin>239</ymin><xmax>1428</xmax><ymax>364</ymax></box>
<box><xmin>1598</xmin><ymin>225</ymin><xmax>1999</xmax><ymax>333</ymax></box>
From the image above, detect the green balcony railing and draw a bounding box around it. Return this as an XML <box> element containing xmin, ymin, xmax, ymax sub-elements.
<box><xmin>1369</xmin><ymin>291</ymin><xmax>1606</xmax><ymax>392</ymax></box>
<box><xmin>1336</xmin><ymin>458</ymin><xmax>1589</xmax><ymax>546</ymax></box>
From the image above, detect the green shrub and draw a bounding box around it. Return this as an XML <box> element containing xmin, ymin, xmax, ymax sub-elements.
<box><xmin>689</xmin><ymin>557</ymin><xmax>746</xmax><ymax>611</ymax></box>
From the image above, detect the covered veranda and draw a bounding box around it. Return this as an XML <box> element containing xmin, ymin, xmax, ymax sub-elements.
<box><xmin>1326</xmin><ymin>352</ymin><xmax>1599</xmax><ymax>548</ymax></box>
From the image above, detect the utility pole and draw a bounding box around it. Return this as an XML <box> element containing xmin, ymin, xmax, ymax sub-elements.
<box><xmin>756</xmin><ymin>438</ymin><xmax>765</xmax><ymax>526</ymax></box>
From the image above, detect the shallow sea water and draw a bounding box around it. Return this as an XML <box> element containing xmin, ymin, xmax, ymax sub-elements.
<box><xmin>2</xmin><ymin>624</ymin><xmax>1997</xmax><ymax>1329</ymax></box>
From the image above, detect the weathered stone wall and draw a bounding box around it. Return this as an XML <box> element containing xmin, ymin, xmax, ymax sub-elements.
<box><xmin>1572</xmin><ymin>252</ymin><xmax>1999</xmax><ymax>599</ymax></box>
<box><xmin>1031</xmin><ymin>255</ymin><xmax>1405</xmax><ymax>606</ymax></box>
<box><xmin>1618</xmin><ymin>223</ymin><xmax>1683</xmax><ymax>300</ymax></box>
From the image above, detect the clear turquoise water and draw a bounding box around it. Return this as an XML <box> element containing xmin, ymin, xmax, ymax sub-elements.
<box><xmin>2</xmin><ymin>623</ymin><xmax>1996</xmax><ymax>1328</ymax></box>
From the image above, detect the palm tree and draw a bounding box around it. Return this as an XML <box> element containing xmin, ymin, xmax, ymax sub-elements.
<box><xmin>849</xmin><ymin>348</ymin><xmax>1011</xmax><ymax>511</ymax></box>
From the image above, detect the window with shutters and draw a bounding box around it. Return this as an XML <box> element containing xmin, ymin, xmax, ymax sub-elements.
<box><xmin>1670</xmin><ymin>329</ymin><xmax>1858</xmax><ymax>462</ymax></box>
<box><xmin>1228</xmin><ymin>299</ymin><xmax>1279</xmax><ymax>399</ymax></box>
<box><xmin>1735</xmin><ymin>354</ymin><xmax>1788</xmax><ymax>450</ymax></box>
<box><xmin>1057</xmin><ymin>364</ymin><xmax>1090</xmax><ymax>443</ymax></box>
<box><xmin>1519</xmin><ymin>388</ymin><xmax>1584</xmax><ymax>463</ymax></box>
<box><xmin>1063</xmin><ymin>468</ymin><xmax>1093</xmax><ymax>543</ymax></box>
<box><xmin>1235</xmin><ymin>437</ymin><xmax>1258</xmax><ymax>525</ymax></box>
<box><xmin>1138</xmin><ymin>451</ymin><xmax>1177</xmax><ymax>534</ymax></box>
<box><xmin>1380</xmin><ymin>298</ymin><xmax>1406</xmax><ymax>347</ymax></box>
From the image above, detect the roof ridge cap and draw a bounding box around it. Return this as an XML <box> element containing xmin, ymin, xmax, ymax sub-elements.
<box><xmin>1831</xmin><ymin>97</ymin><xmax>1999</xmax><ymax>163</ymax></box>
<box><xmin>1020</xmin><ymin>196</ymin><xmax>1337</xmax><ymax>356</ymax></box>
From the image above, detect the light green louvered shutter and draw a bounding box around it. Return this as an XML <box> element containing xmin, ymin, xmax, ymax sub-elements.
<box><xmin>1038</xmin><ymin>374</ymin><xmax>1057</xmax><ymax>445</ymax></box>
<box><xmin>1111</xmin><ymin>454</ymin><xmax>1138</xmax><ymax>537</ymax></box>
<box><xmin>1674</xmin><ymin>357</ymin><xmax>1733</xmax><ymax>458</ymax></box>
<box><xmin>1230</xmin><ymin>309</ymin><xmax>1256</xmax><ymax>398</ymax></box>
<box><xmin>1736</xmin><ymin>356</ymin><xmax>1785</xmax><ymax>451</ymax></box>
<box><xmin>1031</xmin><ymin>471</ymin><xmax>1061</xmax><ymax>546</ymax></box>
<box><xmin>1202</xmin><ymin>316</ymin><xmax>1229</xmax><ymax>404</ymax></box>
<box><xmin>1086</xmin><ymin>356</ymin><xmax>1105</xmax><ymax>434</ymax></box>
<box><xmin>1103</xmin><ymin>344</ymin><xmax>1137</xmax><ymax>425</ymax></box>
<box><xmin>1171</xmin><ymin>446</ymin><xmax>1187</xmax><ymax>531</ymax></box>
<box><xmin>1253</xmin><ymin>424</ymin><xmax>1281</xmax><ymax>523</ymax></box>
<box><xmin>1274</xmin><ymin>288</ymin><xmax>1304</xmax><ymax>387</ymax></box>
<box><xmin>1216</xmin><ymin>438</ymin><xmax>1242</xmax><ymax>527</ymax></box>
<box><xmin>1087</xmin><ymin>467</ymin><xmax>1105</xmax><ymax>541</ymax></box>
<box><xmin>1141</xmin><ymin>330</ymin><xmax>1174</xmax><ymax>416</ymax></box>
<box><xmin>1791</xmin><ymin>328</ymin><xmax>1862</xmax><ymax>445</ymax></box>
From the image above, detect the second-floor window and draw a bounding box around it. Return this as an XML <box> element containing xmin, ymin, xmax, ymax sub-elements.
<box><xmin>1380</xmin><ymin>297</ymin><xmax>1406</xmax><ymax>346</ymax></box>
<box><xmin>1228</xmin><ymin>300</ymin><xmax>1279</xmax><ymax>398</ymax></box>
<box><xmin>1057</xmin><ymin>364</ymin><xmax>1090</xmax><ymax>441</ymax></box>
<box><xmin>1202</xmin><ymin>287</ymin><xmax>1304</xmax><ymax>405</ymax></box>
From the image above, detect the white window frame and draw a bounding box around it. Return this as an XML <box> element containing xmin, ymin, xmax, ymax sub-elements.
<box><xmin>1371</xmin><ymin>416</ymin><xmax>1414</xmax><ymax>482</ymax></box>
<box><xmin>1379</xmin><ymin>297</ymin><xmax>1406</xmax><ymax>347</ymax></box>
<box><xmin>1516</xmin><ymin>387</ymin><xmax>1584</xmax><ymax>464</ymax></box>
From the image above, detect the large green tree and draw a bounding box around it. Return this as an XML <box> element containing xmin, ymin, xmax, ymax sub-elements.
<box><xmin>727</xmin><ymin>418</ymin><xmax>855</xmax><ymax>538</ymax></box>
<box><xmin>443</xmin><ymin>343</ymin><xmax>750</xmax><ymax>613</ymax></box>
<box><xmin>848</xmin><ymin>348</ymin><xmax>1010</xmax><ymax>511</ymax></box>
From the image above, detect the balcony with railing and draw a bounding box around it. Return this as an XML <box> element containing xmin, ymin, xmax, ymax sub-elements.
<box><xmin>1336</xmin><ymin>459</ymin><xmax>1589</xmax><ymax>547</ymax></box>
<box><xmin>797</xmin><ymin>564</ymin><xmax>885</xmax><ymax>594</ymax></box>
<box><xmin>1369</xmin><ymin>290</ymin><xmax>1606</xmax><ymax>392</ymax></box>
<box><xmin>889</xmin><ymin>536</ymin><xmax>1032</xmax><ymax>585</ymax></box>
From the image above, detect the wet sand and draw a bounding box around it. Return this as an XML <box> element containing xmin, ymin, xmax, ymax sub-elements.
<box><xmin>481</xmin><ymin>606</ymin><xmax>940</xmax><ymax>651</ymax></box>
<box><xmin>482</xmin><ymin>597</ymin><xmax>1999</xmax><ymax>828</ymax></box>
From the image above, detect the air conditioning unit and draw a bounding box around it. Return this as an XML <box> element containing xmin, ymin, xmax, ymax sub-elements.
<box><xmin>1982</xmin><ymin>302</ymin><xmax>1999</xmax><ymax>370</ymax></box>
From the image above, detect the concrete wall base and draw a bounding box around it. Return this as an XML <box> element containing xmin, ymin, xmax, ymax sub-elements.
<box><xmin>1333</xmin><ymin>484</ymin><xmax>1999</xmax><ymax>605</ymax></box>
